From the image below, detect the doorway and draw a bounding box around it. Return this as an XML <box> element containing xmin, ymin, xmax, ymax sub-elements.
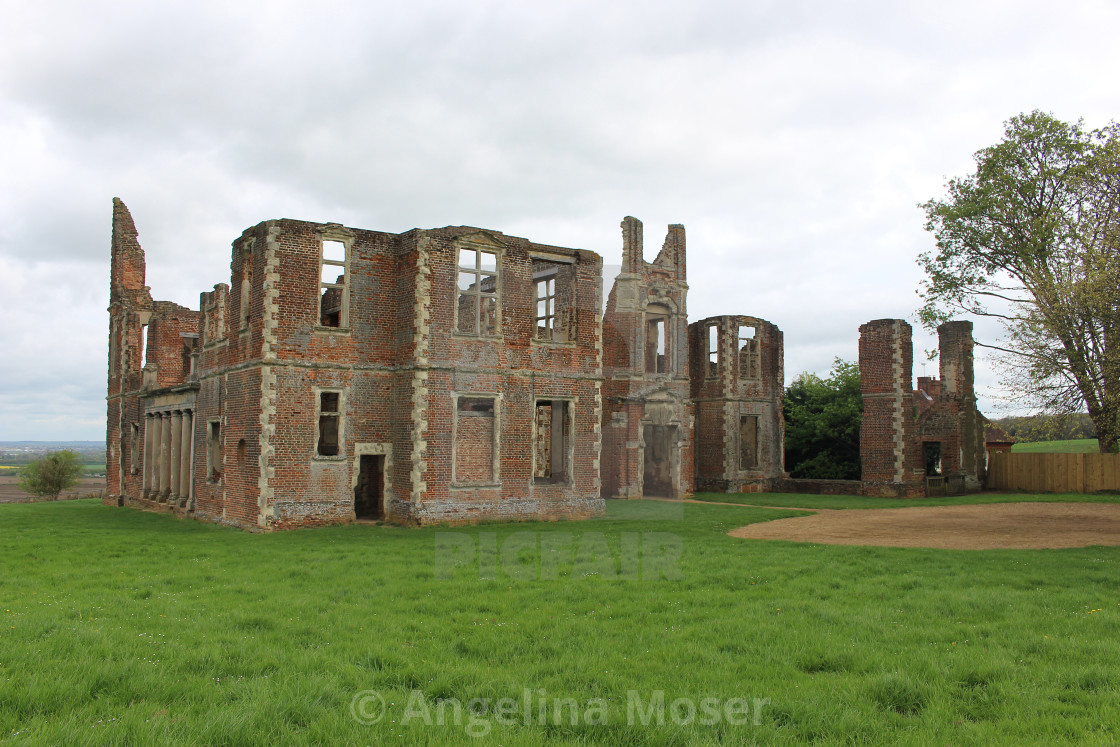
<box><xmin>643</xmin><ymin>424</ymin><xmax>676</xmax><ymax>497</ymax></box>
<box><xmin>354</xmin><ymin>454</ymin><xmax>385</xmax><ymax>520</ymax></box>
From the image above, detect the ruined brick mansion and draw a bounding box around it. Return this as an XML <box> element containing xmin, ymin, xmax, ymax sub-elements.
<box><xmin>106</xmin><ymin>199</ymin><xmax>984</xmax><ymax>529</ymax></box>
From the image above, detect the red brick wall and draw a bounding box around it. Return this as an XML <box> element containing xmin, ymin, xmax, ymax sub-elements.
<box><xmin>455</xmin><ymin>411</ymin><xmax>495</xmax><ymax>483</ymax></box>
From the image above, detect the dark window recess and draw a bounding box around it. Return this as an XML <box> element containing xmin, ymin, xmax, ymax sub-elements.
<box><xmin>534</xmin><ymin>400</ymin><xmax>569</xmax><ymax>483</ymax></box>
<box><xmin>130</xmin><ymin>423</ymin><xmax>139</xmax><ymax>474</ymax></box>
<box><xmin>924</xmin><ymin>442</ymin><xmax>942</xmax><ymax>476</ymax></box>
<box><xmin>458</xmin><ymin>397</ymin><xmax>495</xmax><ymax>415</ymax></box>
<box><xmin>318</xmin><ymin>392</ymin><xmax>340</xmax><ymax>456</ymax></box>
<box><xmin>207</xmin><ymin>421</ymin><xmax>222</xmax><ymax>481</ymax></box>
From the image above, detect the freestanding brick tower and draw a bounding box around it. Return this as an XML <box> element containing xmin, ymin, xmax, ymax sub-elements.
<box><xmin>600</xmin><ymin>217</ymin><xmax>695</xmax><ymax>499</ymax></box>
<box><xmin>689</xmin><ymin>315</ymin><xmax>786</xmax><ymax>493</ymax></box>
<box><xmin>858</xmin><ymin>319</ymin><xmax>923</xmax><ymax>495</ymax></box>
<box><xmin>914</xmin><ymin>321</ymin><xmax>986</xmax><ymax>489</ymax></box>
<box><xmin>858</xmin><ymin>318</ymin><xmax>984</xmax><ymax>495</ymax></box>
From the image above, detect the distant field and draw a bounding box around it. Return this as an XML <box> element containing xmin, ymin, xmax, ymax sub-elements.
<box><xmin>1012</xmin><ymin>439</ymin><xmax>1100</xmax><ymax>454</ymax></box>
<box><xmin>0</xmin><ymin>463</ymin><xmax>104</xmax><ymax>477</ymax></box>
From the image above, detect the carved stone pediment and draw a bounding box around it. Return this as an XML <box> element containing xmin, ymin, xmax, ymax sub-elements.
<box><xmin>455</xmin><ymin>231</ymin><xmax>507</xmax><ymax>250</ymax></box>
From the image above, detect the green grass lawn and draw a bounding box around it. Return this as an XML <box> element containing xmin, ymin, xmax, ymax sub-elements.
<box><xmin>1012</xmin><ymin>439</ymin><xmax>1101</xmax><ymax>453</ymax></box>
<box><xmin>3</xmin><ymin>499</ymin><xmax>1120</xmax><ymax>744</ymax></box>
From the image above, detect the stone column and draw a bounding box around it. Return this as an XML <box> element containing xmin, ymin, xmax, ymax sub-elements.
<box><xmin>142</xmin><ymin>414</ymin><xmax>155</xmax><ymax>498</ymax></box>
<box><xmin>151</xmin><ymin>414</ymin><xmax>163</xmax><ymax>498</ymax></box>
<box><xmin>169</xmin><ymin>410</ymin><xmax>183</xmax><ymax>502</ymax></box>
<box><xmin>159</xmin><ymin>413</ymin><xmax>173</xmax><ymax>501</ymax></box>
<box><xmin>180</xmin><ymin>410</ymin><xmax>193</xmax><ymax>508</ymax></box>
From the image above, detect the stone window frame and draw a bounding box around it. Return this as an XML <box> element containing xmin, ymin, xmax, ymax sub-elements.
<box><xmin>644</xmin><ymin>303</ymin><xmax>672</xmax><ymax>375</ymax></box>
<box><xmin>452</xmin><ymin>242</ymin><xmax>502</xmax><ymax>339</ymax></box>
<box><xmin>206</xmin><ymin>419</ymin><xmax>222</xmax><ymax>483</ymax></box>
<box><xmin>129</xmin><ymin>422</ymin><xmax>140</xmax><ymax>475</ymax></box>
<box><xmin>313</xmin><ymin>387</ymin><xmax>346</xmax><ymax>461</ymax></box>
<box><xmin>706</xmin><ymin>322</ymin><xmax>720</xmax><ymax>380</ymax></box>
<box><xmin>738</xmin><ymin>412</ymin><xmax>760</xmax><ymax>472</ymax></box>
<box><xmin>238</xmin><ymin>238</ymin><xmax>255</xmax><ymax>334</ymax></box>
<box><xmin>450</xmin><ymin>392</ymin><xmax>501</xmax><ymax>488</ymax></box>
<box><xmin>737</xmin><ymin>323</ymin><xmax>760</xmax><ymax>381</ymax></box>
<box><xmin>529</xmin><ymin>252</ymin><xmax>577</xmax><ymax>346</ymax></box>
<box><xmin>314</xmin><ymin>225</ymin><xmax>354</xmax><ymax>334</ymax></box>
<box><xmin>532</xmin><ymin>396</ymin><xmax>576</xmax><ymax>486</ymax></box>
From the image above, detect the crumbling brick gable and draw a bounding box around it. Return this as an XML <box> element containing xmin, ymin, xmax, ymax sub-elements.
<box><xmin>601</xmin><ymin>217</ymin><xmax>694</xmax><ymax>499</ymax></box>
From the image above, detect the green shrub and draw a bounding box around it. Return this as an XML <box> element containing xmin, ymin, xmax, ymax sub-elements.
<box><xmin>17</xmin><ymin>450</ymin><xmax>82</xmax><ymax>499</ymax></box>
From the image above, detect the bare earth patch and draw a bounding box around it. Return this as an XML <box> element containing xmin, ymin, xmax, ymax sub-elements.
<box><xmin>0</xmin><ymin>476</ymin><xmax>106</xmax><ymax>504</ymax></box>
<box><xmin>729</xmin><ymin>502</ymin><xmax>1120</xmax><ymax>550</ymax></box>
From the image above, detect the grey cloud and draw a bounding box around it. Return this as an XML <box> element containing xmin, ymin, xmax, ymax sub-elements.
<box><xmin>2</xmin><ymin>0</ymin><xmax>1118</xmax><ymax>438</ymax></box>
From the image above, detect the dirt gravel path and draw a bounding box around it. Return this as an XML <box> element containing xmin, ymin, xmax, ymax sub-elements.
<box><xmin>728</xmin><ymin>501</ymin><xmax>1120</xmax><ymax>550</ymax></box>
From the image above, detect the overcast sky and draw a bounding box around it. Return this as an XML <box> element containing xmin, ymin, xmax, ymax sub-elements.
<box><xmin>1</xmin><ymin>0</ymin><xmax>1117</xmax><ymax>441</ymax></box>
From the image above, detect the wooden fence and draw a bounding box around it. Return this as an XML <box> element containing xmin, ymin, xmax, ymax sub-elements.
<box><xmin>987</xmin><ymin>452</ymin><xmax>1120</xmax><ymax>493</ymax></box>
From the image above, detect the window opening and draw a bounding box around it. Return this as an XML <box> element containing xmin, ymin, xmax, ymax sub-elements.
<box><xmin>240</xmin><ymin>244</ymin><xmax>253</xmax><ymax>329</ymax></box>
<box><xmin>320</xmin><ymin>239</ymin><xmax>347</xmax><ymax>327</ymax></box>
<box><xmin>738</xmin><ymin>324</ymin><xmax>759</xmax><ymax>379</ymax></box>
<box><xmin>206</xmin><ymin>421</ymin><xmax>222</xmax><ymax>481</ymax></box>
<box><xmin>534</xmin><ymin>400</ymin><xmax>570</xmax><ymax>483</ymax></box>
<box><xmin>130</xmin><ymin>423</ymin><xmax>140</xmax><ymax>474</ymax></box>
<box><xmin>646</xmin><ymin>316</ymin><xmax>667</xmax><ymax>373</ymax></box>
<box><xmin>318</xmin><ymin>392</ymin><xmax>341</xmax><ymax>456</ymax></box>
<box><xmin>457</xmin><ymin>247</ymin><xmax>499</xmax><ymax>335</ymax></box>
<box><xmin>707</xmin><ymin>324</ymin><xmax>719</xmax><ymax>377</ymax></box>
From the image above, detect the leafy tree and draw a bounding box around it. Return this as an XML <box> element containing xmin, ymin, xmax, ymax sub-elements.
<box><xmin>18</xmin><ymin>450</ymin><xmax>82</xmax><ymax>500</ymax></box>
<box><xmin>920</xmin><ymin>111</ymin><xmax>1120</xmax><ymax>454</ymax></box>
<box><xmin>784</xmin><ymin>359</ymin><xmax>862</xmax><ymax>479</ymax></box>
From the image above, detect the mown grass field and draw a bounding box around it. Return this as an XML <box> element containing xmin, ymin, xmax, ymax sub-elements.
<box><xmin>1012</xmin><ymin>439</ymin><xmax>1101</xmax><ymax>454</ymax></box>
<box><xmin>3</xmin><ymin>498</ymin><xmax>1120</xmax><ymax>744</ymax></box>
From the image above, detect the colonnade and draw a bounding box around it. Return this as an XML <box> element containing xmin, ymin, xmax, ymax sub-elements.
<box><xmin>142</xmin><ymin>408</ymin><xmax>195</xmax><ymax>505</ymax></box>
